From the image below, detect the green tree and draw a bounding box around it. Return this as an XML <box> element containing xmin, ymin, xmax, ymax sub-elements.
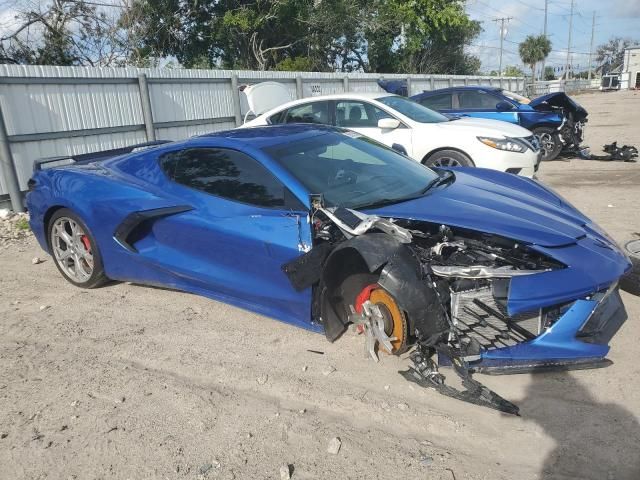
<box><xmin>503</xmin><ymin>65</ymin><xmax>525</xmax><ymax>77</ymax></box>
<box><xmin>518</xmin><ymin>34</ymin><xmax>552</xmax><ymax>86</ymax></box>
<box><xmin>0</xmin><ymin>0</ymin><xmax>125</xmax><ymax>66</ymax></box>
<box><xmin>595</xmin><ymin>37</ymin><xmax>636</xmax><ymax>74</ymax></box>
<box><xmin>120</xmin><ymin>0</ymin><xmax>481</xmax><ymax>73</ymax></box>
<box><xmin>544</xmin><ymin>66</ymin><xmax>556</xmax><ymax>80</ymax></box>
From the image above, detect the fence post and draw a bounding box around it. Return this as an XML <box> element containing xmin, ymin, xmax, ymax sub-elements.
<box><xmin>137</xmin><ymin>74</ymin><xmax>156</xmax><ymax>141</ymax></box>
<box><xmin>448</xmin><ymin>77</ymin><xmax>454</xmax><ymax>87</ymax></box>
<box><xmin>429</xmin><ymin>76</ymin><xmax>435</xmax><ymax>91</ymax></box>
<box><xmin>0</xmin><ymin>104</ymin><xmax>23</xmax><ymax>211</ymax></box>
<box><xmin>296</xmin><ymin>75</ymin><xmax>303</xmax><ymax>99</ymax></box>
<box><xmin>343</xmin><ymin>76</ymin><xmax>349</xmax><ymax>92</ymax></box>
<box><xmin>230</xmin><ymin>73</ymin><xmax>242</xmax><ymax>126</ymax></box>
<box><xmin>499</xmin><ymin>77</ymin><xmax>504</xmax><ymax>89</ymax></box>
<box><xmin>464</xmin><ymin>77</ymin><xmax>469</xmax><ymax>86</ymax></box>
<box><xmin>406</xmin><ymin>76</ymin><xmax>412</xmax><ymax>96</ymax></box>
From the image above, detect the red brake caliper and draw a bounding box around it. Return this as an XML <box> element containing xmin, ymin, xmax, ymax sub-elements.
<box><xmin>354</xmin><ymin>284</ymin><xmax>378</xmax><ymax>334</ymax></box>
<box><xmin>80</xmin><ymin>235</ymin><xmax>91</xmax><ymax>253</ymax></box>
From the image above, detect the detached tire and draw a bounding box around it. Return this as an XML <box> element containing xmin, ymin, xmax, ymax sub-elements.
<box><xmin>533</xmin><ymin>127</ymin><xmax>563</xmax><ymax>161</ymax></box>
<box><xmin>424</xmin><ymin>150</ymin><xmax>474</xmax><ymax>168</ymax></box>
<box><xmin>620</xmin><ymin>240</ymin><xmax>640</xmax><ymax>297</ymax></box>
<box><xmin>47</xmin><ymin>208</ymin><xmax>108</xmax><ymax>288</ymax></box>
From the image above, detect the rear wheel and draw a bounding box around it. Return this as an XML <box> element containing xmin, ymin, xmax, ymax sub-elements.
<box><xmin>48</xmin><ymin>208</ymin><xmax>108</xmax><ymax>288</ymax></box>
<box><xmin>533</xmin><ymin>127</ymin><xmax>562</xmax><ymax>161</ymax></box>
<box><xmin>424</xmin><ymin>150</ymin><xmax>474</xmax><ymax>168</ymax></box>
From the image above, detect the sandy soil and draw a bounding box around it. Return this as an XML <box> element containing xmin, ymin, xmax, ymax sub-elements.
<box><xmin>1</xmin><ymin>90</ymin><xmax>639</xmax><ymax>480</ymax></box>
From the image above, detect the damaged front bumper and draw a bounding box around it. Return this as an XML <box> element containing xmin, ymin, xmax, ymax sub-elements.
<box><xmin>460</xmin><ymin>285</ymin><xmax>627</xmax><ymax>374</ymax></box>
<box><xmin>284</xmin><ymin>199</ymin><xmax>631</xmax><ymax>415</ymax></box>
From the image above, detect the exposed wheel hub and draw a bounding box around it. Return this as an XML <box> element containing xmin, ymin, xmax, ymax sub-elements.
<box><xmin>350</xmin><ymin>286</ymin><xmax>408</xmax><ymax>361</ymax></box>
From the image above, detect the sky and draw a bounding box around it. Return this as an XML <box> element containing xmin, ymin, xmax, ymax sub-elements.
<box><xmin>466</xmin><ymin>0</ymin><xmax>640</xmax><ymax>74</ymax></box>
<box><xmin>1</xmin><ymin>0</ymin><xmax>639</xmax><ymax>74</ymax></box>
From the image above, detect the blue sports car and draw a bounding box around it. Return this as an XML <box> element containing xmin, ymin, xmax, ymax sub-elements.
<box><xmin>411</xmin><ymin>87</ymin><xmax>588</xmax><ymax>161</ymax></box>
<box><xmin>26</xmin><ymin>124</ymin><xmax>630</xmax><ymax>414</ymax></box>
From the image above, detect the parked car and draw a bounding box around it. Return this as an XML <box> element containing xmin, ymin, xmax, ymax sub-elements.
<box><xmin>27</xmin><ymin>125</ymin><xmax>631</xmax><ymax>414</ymax></box>
<box><xmin>242</xmin><ymin>88</ymin><xmax>541</xmax><ymax>177</ymax></box>
<box><xmin>411</xmin><ymin>86</ymin><xmax>588</xmax><ymax>161</ymax></box>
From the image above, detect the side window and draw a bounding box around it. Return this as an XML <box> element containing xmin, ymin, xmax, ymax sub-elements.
<box><xmin>458</xmin><ymin>91</ymin><xmax>501</xmax><ymax>109</ymax></box>
<box><xmin>335</xmin><ymin>101</ymin><xmax>390</xmax><ymax>128</ymax></box>
<box><xmin>160</xmin><ymin>148</ymin><xmax>286</xmax><ymax>208</ymax></box>
<box><xmin>419</xmin><ymin>93</ymin><xmax>452</xmax><ymax>110</ymax></box>
<box><xmin>268</xmin><ymin>110</ymin><xmax>287</xmax><ymax>124</ymax></box>
<box><xmin>336</xmin><ymin>101</ymin><xmax>391</xmax><ymax>128</ymax></box>
<box><xmin>282</xmin><ymin>101</ymin><xmax>330</xmax><ymax>124</ymax></box>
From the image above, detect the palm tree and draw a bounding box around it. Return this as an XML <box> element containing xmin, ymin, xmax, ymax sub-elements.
<box><xmin>518</xmin><ymin>35</ymin><xmax>552</xmax><ymax>90</ymax></box>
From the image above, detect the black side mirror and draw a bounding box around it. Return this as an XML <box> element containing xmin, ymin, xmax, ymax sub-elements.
<box><xmin>496</xmin><ymin>101</ymin><xmax>514</xmax><ymax>111</ymax></box>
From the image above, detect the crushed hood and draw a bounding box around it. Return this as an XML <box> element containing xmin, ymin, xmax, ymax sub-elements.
<box><xmin>529</xmin><ymin>92</ymin><xmax>588</xmax><ymax>122</ymax></box>
<box><xmin>367</xmin><ymin>168</ymin><xmax>591</xmax><ymax>248</ymax></box>
<box><xmin>437</xmin><ymin>116</ymin><xmax>533</xmax><ymax>138</ymax></box>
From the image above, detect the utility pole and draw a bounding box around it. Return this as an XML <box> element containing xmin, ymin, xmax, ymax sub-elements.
<box><xmin>540</xmin><ymin>0</ymin><xmax>549</xmax><ymax>81</ymax></box>
<box><xmin>565</xmin><ymin>0</ymin><xmax>574</xmax><ymax>80</ymax></box>
<box><xmin>588</xmin><ymin>11</ymin><xmax>596</xmax><ymax>80</ymax></box>
<box><xmin>493</xmin><ymin>17</ymin><xmax>512</xmax><ymax>76</ymax></box>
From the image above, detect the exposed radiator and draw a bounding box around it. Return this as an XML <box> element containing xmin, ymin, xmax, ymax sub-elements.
<box><xmin>451</xmin><ymin>287</ymin><xmax>540</xmax><ymax>350</ymax></box>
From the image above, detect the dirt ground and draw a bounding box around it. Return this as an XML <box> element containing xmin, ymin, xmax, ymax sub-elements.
<box><xmin>1</xmin><ymin>90</ymin><xmax>639</xmax><ymax>480</ymax></box>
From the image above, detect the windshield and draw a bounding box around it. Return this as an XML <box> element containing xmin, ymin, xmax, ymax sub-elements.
<box><xmin>501</xmin><ymin>90</ymin><xmax>531</xmax><ymax>104</ymax></box>
<box><xmin>376</xmin><ymin>95</ymin><xmax>449</xmax><ymax>123</ymax></box>
<box><xmin>263</xmin><ymin>131</ymin><xmax>440</xmax><ymax>209</ymax></box>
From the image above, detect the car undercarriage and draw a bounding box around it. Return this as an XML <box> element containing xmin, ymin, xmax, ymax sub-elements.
<box><xmin>283</xmin><ymin>200</ymin><xmax>629</xmax><ymax>415</ymax></box>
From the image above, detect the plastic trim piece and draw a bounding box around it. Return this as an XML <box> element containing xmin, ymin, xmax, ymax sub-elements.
<box><xmin>114</xmin><ymin>205</ymin><xmax>194</xmax><ymax>253</ymax></box>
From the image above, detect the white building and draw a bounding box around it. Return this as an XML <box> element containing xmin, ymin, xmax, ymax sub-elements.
<box><xmin>621</xmin><ymin>46</ymin><xmax>640</xmax><ymax>89</ymax></box>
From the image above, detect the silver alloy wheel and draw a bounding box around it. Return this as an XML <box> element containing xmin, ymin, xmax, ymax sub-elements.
<box><xmin>536</xmin><ymin>132</ymin><xmax>555</xmax><ymax>157</ymax></box>
<box><xmin>432</xmin><ymin>156</ymin><xmax>461</xmax><ymax>167</ymax></box>
<box><xmin>50</xmin><ymin>216</ymin><xmax>94</xmax><ymax>282</ymax></box>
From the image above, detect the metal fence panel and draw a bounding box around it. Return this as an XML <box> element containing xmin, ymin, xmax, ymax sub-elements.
<box><xmin>0</xmin><ymin>64</ymin><xmax>525</xmax><ymax>207</ymax></box>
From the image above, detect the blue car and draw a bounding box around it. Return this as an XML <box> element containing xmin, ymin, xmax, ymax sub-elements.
<box><xmin>411</xmin><ymin>87</ymin><xmax>588</xmax><ymax>161</ymax></box>
<box><xmin>27</xmin><ymin>125</ymin><xmax>629</xmax><ymax>414</ymax></box>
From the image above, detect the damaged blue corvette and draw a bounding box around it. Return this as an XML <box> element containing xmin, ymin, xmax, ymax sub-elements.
<box><xmin>26</xmin><ymin>125</ymin><xmax>631</xmax><ymax>415</ymax></box>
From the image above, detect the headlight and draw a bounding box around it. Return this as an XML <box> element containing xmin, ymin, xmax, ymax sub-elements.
<box><xmin>478</xmin><ymin>136</ymin><xmax>527</xmax><ymax>153</ymax></box>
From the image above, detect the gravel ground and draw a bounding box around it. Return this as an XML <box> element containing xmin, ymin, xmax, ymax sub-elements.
<box><xmin>0</xmin><ymin>90</ymin><xmax>639</xmax><ymax>480</ymax></box>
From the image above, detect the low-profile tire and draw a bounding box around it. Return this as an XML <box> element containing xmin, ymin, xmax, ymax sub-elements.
<box><xmin>619</xmin><ymin>256</ymin><xmax>640</xmax><ymax>297</ymax></box>
<box><xmin>533</xmin><ymin>127</ymin><xmax>563</xmax><ymax>161</ymax></box>
<box><xmin>47</xmin><ymin>208</ymin><xmax>108</xmax><ymax>288</ymax></box>
<box><xmin>424</xmin><ymin>149</ymin><xmax>474</xmax><ymax>168</ymax></box>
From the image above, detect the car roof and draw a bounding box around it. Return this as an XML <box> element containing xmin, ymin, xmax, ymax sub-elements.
<box><xmin>419</xmin><ymin>86</ymin><xmax>502</xmax><ymax>96</ymax></box>
<box><xmin>197</xmin><ymin>124</ymin><xmax>341</xmax><ymax>149</ymax></box>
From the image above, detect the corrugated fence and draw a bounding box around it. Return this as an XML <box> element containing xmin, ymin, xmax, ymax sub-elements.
<box><xmin>0</xmin><ymin>64</ymin><xmax>526</xmax><ymax>210</ymax></box>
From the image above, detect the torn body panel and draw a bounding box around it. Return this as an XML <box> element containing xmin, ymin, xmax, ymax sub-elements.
<box><xmin>282</xmin><ymin>200</ymin><xmax>630</xmax><ymax>414</ymax></box>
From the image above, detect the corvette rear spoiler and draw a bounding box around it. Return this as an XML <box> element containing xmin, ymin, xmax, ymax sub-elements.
<box><xmin>33</xmin><ymin>140</ymin><xmax>171</xmax><ymax>172</ymax></box>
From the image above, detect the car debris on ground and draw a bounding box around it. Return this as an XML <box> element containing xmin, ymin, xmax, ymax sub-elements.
<box><xmin>575</xmin><ymin>142</ymin><xmax>638</xmax><ymax>162</ymax></box>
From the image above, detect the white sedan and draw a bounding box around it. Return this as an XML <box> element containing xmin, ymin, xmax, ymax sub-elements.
<box><xmin>243</xmin><ymin>91</ymin><xmax>541</xmax><ymax>177</ymax></box>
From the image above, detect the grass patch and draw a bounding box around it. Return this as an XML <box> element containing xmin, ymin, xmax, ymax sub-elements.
<box><xmin>14</xmin><ymin>217</ymin><xmax>30</xmax><ymax>231</ymax></box>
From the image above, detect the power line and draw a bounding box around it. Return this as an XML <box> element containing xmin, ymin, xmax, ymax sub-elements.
<box><xmin>588</xmin><ymin>11</ymin><xmax>596</xmax><ymax>80</ymax></box>
<box><xmin>540</xmin><ymin>0</ymin><xmax>549</xmax><ymax>80</ymax></box>
<box><xmin>493</xmin><ymin>16</ymin><xmax>513</xmax><ymax>75</ymax></box>
<box><xmin>565</xmin><ymin>0</ymin><xmax>574</xmax><ymax>79</ymax></box>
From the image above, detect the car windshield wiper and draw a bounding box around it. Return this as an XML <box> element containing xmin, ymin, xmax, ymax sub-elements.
<box><xmin>352</xmin><ymin>172</ymin><xmax>455</xmax><ymax>210</ymax></box>
<box><xmin>420</xmin><ymin>170</ymin><xmax>455</xmax><ymax>194</ymax></box>
<box><xmin>351</xmin><ymin>196</ymin><xmax>421</xmax><ymax>210</ymax></box>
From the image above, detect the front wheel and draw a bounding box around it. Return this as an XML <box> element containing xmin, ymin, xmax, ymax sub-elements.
<box><xmin>533</xmin><ymin>127</ymin><xmax>563</xmax><ymax>161</ymax></box>
<box><xmin>48</xmin><ymin>208</ymin><xmax>108</xmax><ymax>288</ymax></box>
<box><xmin>424</xmin><ymin>150</ymin><xmax>474</xmax><ymax>168</ymax></box>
